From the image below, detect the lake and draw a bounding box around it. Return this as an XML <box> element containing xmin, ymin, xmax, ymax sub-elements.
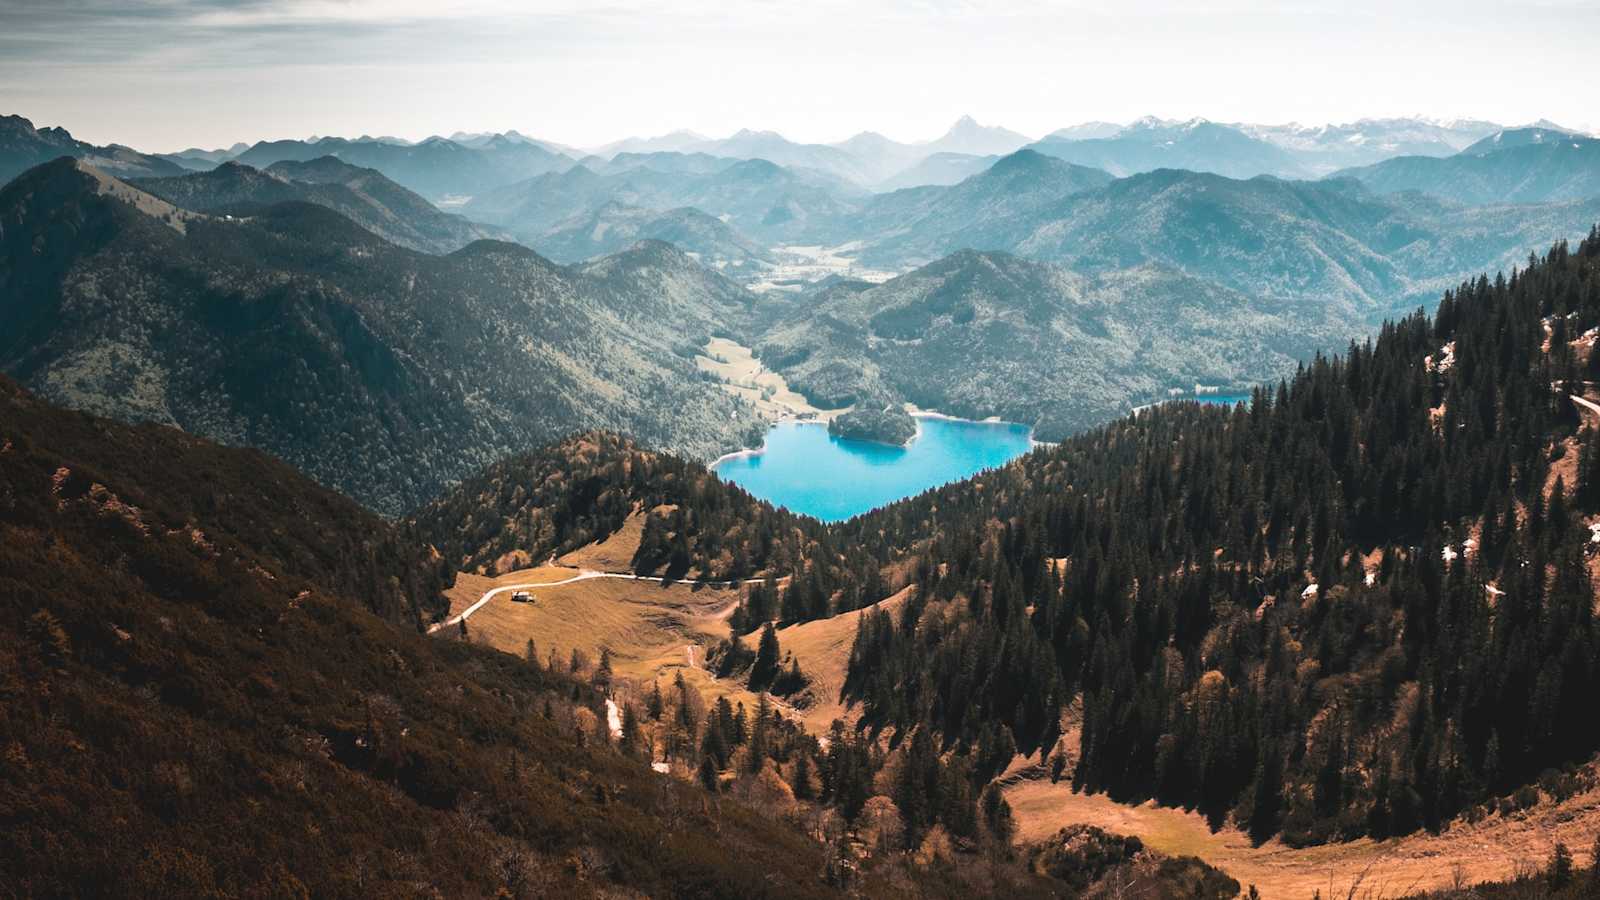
<box><xmin>712</xmin><ymin>415</ymin><xmax>1034</xmax><ymax>522</ymax></box>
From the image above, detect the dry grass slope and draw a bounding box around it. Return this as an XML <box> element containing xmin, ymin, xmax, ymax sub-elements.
<box><xmin>1005</xmin><ymin>775</ymin><xmax>1600</xmax><ymax>898</ymax></box>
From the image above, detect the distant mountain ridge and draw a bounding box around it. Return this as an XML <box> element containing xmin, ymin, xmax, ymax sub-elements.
<box><xmin>1026</xmin><ymin>117</ymin><xmax>1311</xmax><ymax>179</ymax></box>
<box><xmin>755</xmin><ymin>249</ymin><xmax>1331</xmax><ymax>437</ymax></box>
<box><xmin>1</xmin><ymin>114</ymin><xmax>184</xmax><ymax>185</ymax></box>
<box><xmin>464</xmin><ymin>156</ymin><xmax>865</xmax><ymax>247</ymax></box>
<box><xmin>1333</xmin><ymin>127</ymin><xmax>1600</xmax><ymax>205</ymax></box>
<box><xmin>230</xmin><ymin>133</ymin><xmax>573</xmax><ymax>200</ymax></box>
<box><xmin>132</xmin><ymin>157</ymin><xmax>508</xmax><ymax>253</ymax></box>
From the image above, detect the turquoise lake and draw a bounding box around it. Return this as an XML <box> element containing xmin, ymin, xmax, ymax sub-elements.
<box><xmin>712</xmin><ymin>416</ymin><xmax>1034</xmax><ymax>522</ymax></box>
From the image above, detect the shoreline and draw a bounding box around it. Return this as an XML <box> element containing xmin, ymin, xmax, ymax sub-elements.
<box><xmin>712</xmin><ymin>407</ymin><xmax>1041</xmax><ymax>470</ymax></box>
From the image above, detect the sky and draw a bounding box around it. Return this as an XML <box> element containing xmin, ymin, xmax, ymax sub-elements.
<box><xmin>2</xmin><ymin>0</ymin><xmax>1598</xmax><ymax>152</ymax></box>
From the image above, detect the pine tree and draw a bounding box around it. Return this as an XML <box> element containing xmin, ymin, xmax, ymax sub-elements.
<box><xmin>1549</xmin><ymin>843</ymin><xmax>1574</xmax><ymax>888</ymax></box>
<box><xmin>792</xmin><ymin>752</ymin><xmax>815</xmax><ymax>801</ymax></box>
<box><xmin>751</xmin><ymin>623</ymin><xmax>781</xmax><ymax>690</ymax></box>
<box><xmin>647</xmin><ymin>680</ymin><xmax>664</xmax><ymax>721</ymax></box>
<box><xmin>621</xmin><ymin>704</ymin><xmax>642</xmax><ymax>758</ymax></box>
<box><xmin>698</xmin><ymin>755</ymin><xmax>719</xmax><ymax>793</ymax></box>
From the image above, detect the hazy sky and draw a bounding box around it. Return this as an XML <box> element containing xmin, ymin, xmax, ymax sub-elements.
<box><xmin>2</xmin><ymin>0</ymin><xmax>1597</xmax><ymax>152</ymax></box>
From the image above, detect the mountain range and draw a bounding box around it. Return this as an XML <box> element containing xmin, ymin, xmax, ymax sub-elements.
<box><xmin>228</xmin><ymin>133</ymin><xmax>573</xmax><ymax>200</ymax></box>
<box><xmin>1026</xmin><ymin>117</ymin><xmax>1312</xmax><ymax>179</ymax></box>
<box><xmin>839</xmin><ymin>153</ymin><xmax>1600</xmax><ymax>314</ymax></box>
<box><xmin>59</xmin><ymin>113</ymin><xmax>1583</xmax><ymax>200</ymax></box>
<box><xmin>1333</xmin><ymin>127</ymin><xmax>1600</xmax><ymax>204</ymax></box>
<box><xmin>0</xmin><ymin>159</ymin><xmax>763</xmax><ymax>515</ymax></box>
<box><xmin>755</xmin><ymin>249</ymin><xmax>1327</xmax><ymax>435</ymax></box>
<box><xmin>132</xmin><ymin>157</ymin><xmax>508</xmax><ymax>254</ymax></box>
<box><xmin>1</xmin><ymin>114</ymin><xmax>184</xmax><ymax>185</ymax></box>
<box><xmin>6</xmin><ymin>126</ymin><xmax>1597</xmax><ymax>495</ymax></box>
<box><xmin>462</xmin><ymin>156</ymin><xmax>865</xmax><ymax>247</ymax></box>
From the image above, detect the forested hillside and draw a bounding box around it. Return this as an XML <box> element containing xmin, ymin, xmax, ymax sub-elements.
<box><xmin>408</xmin><ymin>228</ymin><xmax>1600</xmax><ymax>879</ymax></box>
<box><xmin>134</xmin><ymin>158</ymin><xmax>508</xmax><ymax>254</ymax></box>
<box><xmin>0</xmin><ymin>159</ymin><xmax>764</xmax><ymax>515</ymax></box>
<box><xmin>0</xmin><ymin>375</ymin><xmax>865</xmax><ymax>897</ymax></box>
<box><xmin>412</xmin><ymin>432</ymin><xmax>881</xmax><ymax>590</ymax></box>
<box><xmin>0</xmin><ymin>368</ymin><xmax>1254</xmax><ymax>900</ymax></box>
<box><xmin>833</xmin><ymin>229</ymin><xmax>1600</xmax><ymax>845</ymax></box>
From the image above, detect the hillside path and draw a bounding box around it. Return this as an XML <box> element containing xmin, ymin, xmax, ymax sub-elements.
<box><xmin>428</xmin><ymin>569</ymin><xmax>769</xmax><ymax>634</ymax></box>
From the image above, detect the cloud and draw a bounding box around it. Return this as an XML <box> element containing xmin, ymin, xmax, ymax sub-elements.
<box><xmin>1</xmin><ymin>0</ymin><xmax>1596</xmax><ymax>150</ymax></box>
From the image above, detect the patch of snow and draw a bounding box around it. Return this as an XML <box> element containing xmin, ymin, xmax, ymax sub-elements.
<box><xmin>1442</xmin><ymin>545</ymin><xmax>1459</xmax><ymax>563</ymax></box>
<box><xmin>1425</xmin><ymin>341</ymin><xmax>1456</xmax><ymax>374</ymax></box>
<box><xmin>605</xmin><ymin>698</ymin><xmax>623</xmax><ymax>740</ymax></box>
<box><xmin>1364</xmin><ymin>570</ymin><xmax>1377</xmax><ymax>587</ymax></box>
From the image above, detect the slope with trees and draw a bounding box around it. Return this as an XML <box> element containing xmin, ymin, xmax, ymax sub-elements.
<box><xmin>834</xmin><ymin>230</ymin><xmax>1600</xmax><ymax>847</ymax></box>
<box><xmin>0</xmin><ymin>159</ymin><xmax>765</xmax><ymax>514</ymax></box>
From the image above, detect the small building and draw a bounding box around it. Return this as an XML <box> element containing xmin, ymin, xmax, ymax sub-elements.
<box><xmin>510</xmin><ymin>591</ymin><xmax>534</xmax><ymax>604</ymax></box>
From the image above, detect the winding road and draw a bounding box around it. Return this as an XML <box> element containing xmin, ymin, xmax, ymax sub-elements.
<box><xmin>428</xmin><ymin>569</ymin><xmax>771</xmax><ymax>634</ymax></box>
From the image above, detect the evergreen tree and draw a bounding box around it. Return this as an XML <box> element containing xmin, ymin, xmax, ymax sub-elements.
<box><xmin>698</xmin><ymin>755</ymin><xmax>719</xmax><ymax>793</ymax></box>
<box><xmin>647</xmin><ymin>680</ymin><xmax>664</xmax><ymax>721</ymax></box>
<box><xmin>621</xmin><ymin>704</ymin><xmax>642</xmax><ymax>758</ymax></box>
<box><xmin>792</xmin><ymin>751</ymin><xmax>815</xmax><ymax>801</ymax></box>
<box><xmin>751</xmin><ymin>623</ymin><xmax>781</xmax><ymax>690</ymax></box>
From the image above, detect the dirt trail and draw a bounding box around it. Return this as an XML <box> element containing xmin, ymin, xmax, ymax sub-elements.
<box><xmin>430</xmin><ymin>568</ymin><xmax>769</xmax><ymax>634</ymax></box>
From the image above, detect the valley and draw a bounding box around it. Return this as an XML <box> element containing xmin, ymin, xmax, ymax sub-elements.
<box><xmin>694</xmin><ymin>336</ymin><xmax>844</xmax><ymax>421</ymax></box>
<box><xmin>747</xmin><ymin>243</ymin><xmax>902</xmax><ymax>294</ymax></box>
<box><xmin>7</xmin><ymin>37</ymin><xmax>1600</xmax><ymax>892</ymax></box>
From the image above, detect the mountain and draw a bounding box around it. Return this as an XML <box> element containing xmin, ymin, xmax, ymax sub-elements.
<box><xmin>0</xmin><ymin>159</ymin><xmax>764</xmax><ymax>514</ymax></box>
<box><xmin>830</xmin><ymin>131</ymin><xmax>929</xmax><ymax>185</ymax></box>
<box><xmin>232</xmin><ymin>134</ymin><xmax>573</xmax><ymax>201</ymax></box>
<box><xmin>1044</xmin><ymin>121</ymin><xmax>1124</xmax><ymax>142</ymax></box>
<box><xmin>587</xmin><ymin>128</ymin><xmax>711</xmax><ymax>158</ymax></box>
<box><xmin>132</xmin><ymin>157</ymin><xmax>508</xmax><ymax>254</ymax></box>
<box><xmin>1334</xmin><ymin>130</ymin><xmax>1600</xmax><ymax>205</ymax></box>
<box><xmin>464</xmin><ymin>157</ymin><xmax>866</xmax><ymax>245</ymax></box>
<box><xmin>876</xmin><ymin>152</ymin><xmax>999</xmax><ymax>190</ymax></box>
<box><xmin>579</xmin><ymin>150</ymin><xmax>741</xmax><ymax>177</ymax></box>
<box><xmin>757</xmin><ymin>167</ymin><xmax>1600</xmax><ymax>437</ymax></box>
<box><xmin>844</xmin><ymin>166</ymin><xmax>1600</xmax><ymax>322</ymax></box>
<box><xmin>0</xmin><ymin>375</ymin><xmax>869</xmax><ymax>898</ymax></box>
<box><xmin>1026</xmin><ymin>117</ymin><xmax>1310</xmax><ymax>179</ymax></box>
<box><xmin>841</xmin><ymin>150</ymin><xmax>1115</xmax><ymax>266</ymax></box>
<box><xmin>1462</xmin><ymin>125</ymin><xmax>1586</xmax><ymax>155</ymax></box>
<box><xmin>156</xmin><ymin>142</ymin><xmax>251</xmax><ymax>170</ymax></box>
<box><xmin>828</xmin><ymin>118</ymin><xmax>1031</xmax><ymax>187</ymax></box>
<box><xmin>682</xmin><ymin>129</ymin><xmax>875</xmax><ymax>186</ymax></box>
<box><xmin>1240</xmin><ymin>117</ymin><xmax>1503</xmax><ymax>174</ymax></box>
<box><xmin>445</xmin><ymin>128</ymin><xmax>578</xmax><ymax>156</ymax></box>
<box><xmin>755</xmin><ymin>249</ymin><xmax>1334</xmax><ymax>437</ymax></box>
<box><xmin>923</xmin><ymin>115</ymin><xmax>1033</xmax><ymax>157</ymax></box>
<box><xmin>535</xmin><ymin>202</ymin><xmax>772</xmax><ymax>269</ymax></box>
<box><xmin>1</xmin><ymin>114</ymin><xmax>184</xmax><ymax>186</ymax></box>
